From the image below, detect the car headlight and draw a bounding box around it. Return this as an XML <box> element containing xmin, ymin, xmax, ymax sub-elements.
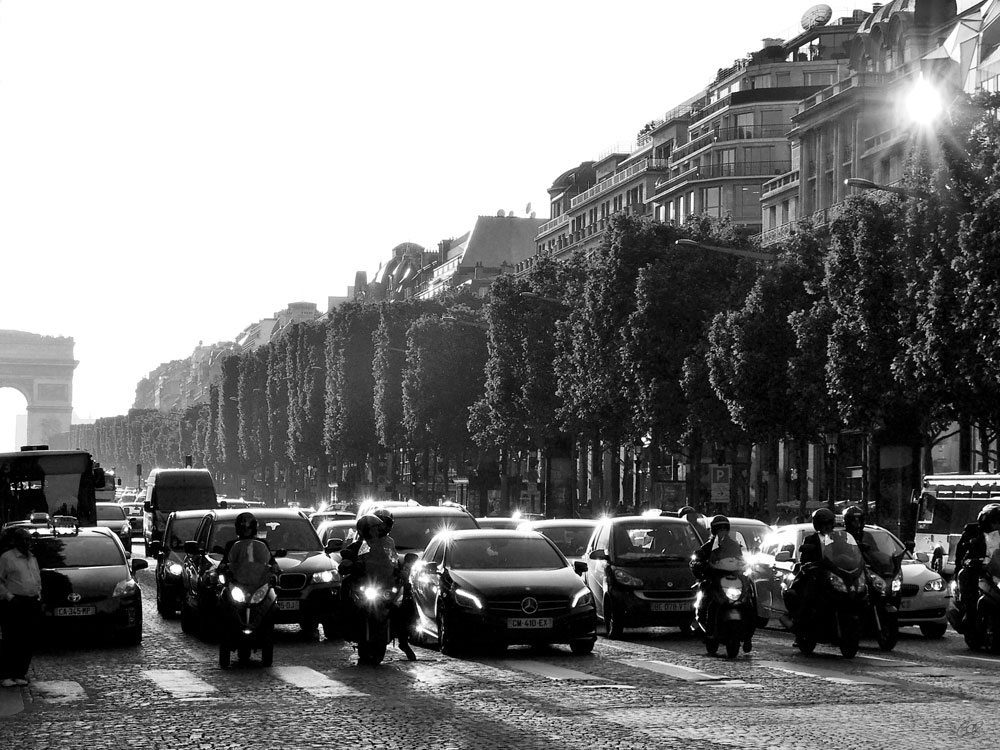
<box><xmin>453</xmin><ymin>587</ymin><xmax>483</xmax><ymax>610</ymax></box>
<box><xmin>229</xmin><ymin>586</ymin><xmax>247</xmax><ymax>604</ymax></box>
<box><xmin>166</xmin><ymin>562</ymin><xmax>183</xmax><ymax>576</ymax></box>
<box><xmin>249</xmin><ymin>582</ymin><xmax>271</xmax><ymax>605</ymax></box>
<box><xmin>113</xmin><ymin>579</ymin><xmax>139</xmax><ymax>598</ymax></box>
<box><xmin>571</xmin><ymin>589</ymin><xmax>593</xmax><ymax>608</ymax></box>
<box><xmin>311</xmin><ymin>570</ymin><xmax>335</xmax><ymax>584</ymax></box>
<box><xmin>924</xmin><ymin>578</ymin><xmax>945</xmax><ymax>592</ymax></box>
<box><xmin>611</xmin><ymin>567</ymin><xmax>644</xmax><ymax>587</ymax></box>
<box><xmin>891</xmin><ymin>575</ymin><xmax>902</xmax><ymax>594</ymax></box>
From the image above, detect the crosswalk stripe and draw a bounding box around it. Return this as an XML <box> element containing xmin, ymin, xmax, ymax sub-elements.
<box><xmin>32</xmin><ymin>680</ymin><xmax>86</xmax><ymax>703</ymax></box>
<box><xmin>619</xmin><ymin>658</ymin><xmax>732</xmax><ymax>683</ymax></box>
<box><xmin>393</xmin><ymin>663</ymin><xmax>471</xmax><ymax>685</ymax></box>
<box><xmin>269</xmin><ymin>666</ymin><xmax>365</xmax><ymax>697</ymax></box>
<box><xmin>755</xmin><ymin>660</ymin><xmax>892</xmax><ymax>685</ymax></box>
<box><xmin>501</xmin><ymin>660</ymin><xmax>602</xmax><ymax>680</ymax></box>
<box><xmin>143</xmin><ymin>669</ymin><xmax>218</xmax><ymax>699</ymax></box>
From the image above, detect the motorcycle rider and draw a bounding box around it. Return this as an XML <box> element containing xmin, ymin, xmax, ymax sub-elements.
<box><xmin>690</xmin><ymin>515</ymin><xmax>753</xmax><ymax>652</ymax></box>
<box><xmin>218</xmin><ymin>512</ymin><xmax>279</xmax><ymax>580</ymax></box>
<box><xmin>370</xmin><ymin>509</ymin><xmax>415</xmax><ymax>661</ymax></box>
<box><xmin>954</xmin><ymin>502</ymin><xmax>1000</xmax><ymax>631</ymax></box>
<box><xmin>785</xmin><ymin>507</ymin><xmax>839</xmax><ymax>643</ymax></box>
<box><xmin>843</xmin><ymin>506</ymin><xmax>876</xmax><ymax>560</ymax></box>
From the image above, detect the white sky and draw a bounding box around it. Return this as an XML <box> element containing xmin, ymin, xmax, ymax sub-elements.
<box><xmin>0</xmin><ymin>0</ymin><xmax>825</xmax><ymax>450</ymax></box>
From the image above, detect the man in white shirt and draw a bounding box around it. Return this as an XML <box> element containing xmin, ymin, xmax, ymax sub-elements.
<box><xmin>0</xmin><ymin>528</ymin><xmax>43</xmax><ymax>687</ymax></box>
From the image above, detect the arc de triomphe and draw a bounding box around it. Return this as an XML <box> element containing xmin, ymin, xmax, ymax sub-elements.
<box><xmin>0</xmin><ymin>330</ymin><xmax>76</xmax><ymax>447</ymax></box>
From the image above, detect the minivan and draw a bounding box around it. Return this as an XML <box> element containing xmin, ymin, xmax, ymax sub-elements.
<box><xmin>143</xmin><ymin>468</ymin><xmax>218</xmax><ymax>547</ymax></box>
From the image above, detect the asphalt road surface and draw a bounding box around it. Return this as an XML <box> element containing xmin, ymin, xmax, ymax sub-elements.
<box><xmin>1</xmin><ymin>544</ymin><xmax>998</xmax><ymax>749</ymax></box>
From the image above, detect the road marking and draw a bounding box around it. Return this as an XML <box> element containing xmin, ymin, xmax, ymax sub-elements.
<box><xmin>502</xmin><ymin>660</ymin><xmax>602</xmax><ymax>680</ymax></box>
<box><xmin>755</xmin><ymin>660</ymin><xmax>892</xmax><ymax>685</ymax></box>
<box><xmin>32</xmin><ymin>680</ymin><xmax>86</xmax><ymax>703</ymax></box>
<box><xmin>143</xmin><ymin>669</ymin><xmax>217</xmax><ymax>700</ymax></box>
<box><xmin>394</xmin><ymin>663</ymin><xmax>471</xmax><ymax>686</ymax></box>
<box><xmin>619</xmin><ymin>659</ymin><xmax>739</xmax><ymax>683</ymax></box>
<box><xmin>269</xmin><ymin>666</ymin><xmax>365</xmax><ymax>697</ymax></box>
<box><xmin>953</xmin><ymin>654</ymin><xmax>1000</xmax><ymax>665</ymax></box>
<box><xmin>854</xmin><ymin>654</ymin><xmax>917</xmax><ymax>666</ymax></box>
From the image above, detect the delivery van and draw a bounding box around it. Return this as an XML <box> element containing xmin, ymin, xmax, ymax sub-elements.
<box><xmin>143</xmin><ymin>468</ymin><xmax>218</xmax><ymax>546</ymax></box>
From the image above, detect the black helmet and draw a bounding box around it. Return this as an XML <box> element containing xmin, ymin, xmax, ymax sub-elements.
<box><xmin>709</xmin><ymin>515</ymin><xmax>730</xmax><ymax>534</ymax></box>
<box><xmin>356</xmin><ymin>514</ymin><xmax>384</xmax><ymax>540</ymax></box>
<box><xmin>978</xmin><ymin>503</ymin><xmax>1000</xmax><ymax>530</ymax></box>
<box><xmin>235</xmin><ymin>512</ymin><xmax>258</xmax><ymax>538</ymax></box>
<box><xmin>373</xmin><ymin>508</ymin><xmax>394</xmax><ymax>536</ymax></box>
<box><xmin>812</xmin><ymin>507</ymin><xmax>836</xmax><ymax>532</ymax></box>
<box><xmin>843</xmin><ymin>505</ymin><xmax>865</xmax><ymax>532</ymax></box>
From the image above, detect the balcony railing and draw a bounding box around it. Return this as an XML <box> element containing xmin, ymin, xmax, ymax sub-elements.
<box><xmin>671</xmin><ymin>131</ymin><xmax>716</xmax><ymax>162</ymax></box>
<box><xmin>762</xmin><ymin>169</ymin><xmax>799</xmax><ymax>195</ymax></box>
<box><xmin>756</xmin><ymin>199</ymin><xmax>850</xmax><ymax>247</ymax></box>
<box><xmin>537</xmin><ymin>213</ymin><xmax>570</xmax><ymax>236</ymax></box>
<box><xmin>569</xmin><ymin>158</ymin><xmax>669</xmax><ymax>209</ymax></box>
<box><xmin>693</xmin><ymin>160</ymin><xmax>792</xmax><ymax>179</ymax></box>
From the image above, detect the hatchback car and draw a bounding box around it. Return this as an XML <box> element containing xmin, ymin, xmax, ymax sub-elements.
<box><xmin>521</xmin><ymin>518</ymin><xmax>599</xmax><ymax>568</ymax></box>
<box><xmin>751</xmin><ymin>522</ymin><xmax>950</xmax><ymax>637</ymax></box>
<box><xmin>577</xmin><ymin>515</ymin><xmax>701</xmax><ymax>637</ymax></box>
<box><xmin>96</xmin><ymin>502</ymin><xmax>132</xmax><ymax>552</ymax></box>
<box><xmin>410</xmin><ymin>529</ymin><xmax>597</xmax><ymax>654</ymax></box>
<box><xmin>146</xmin><ymin>509</ymin><xmax>212</xmax><ymax>617</ymax></box>
<box><xmin>32</xmin><ymin>526</ymin><xmax>147</xmax><ymax>644</ymax></box>
<box><xmin>180</xmin><ymin>509</ymin><xmax>341</xmax><ymax>636</ymax></box>
<box><xmin>120</xmin><ymin>502</ymin><xmax>145</xmax><ymax>537</ymax></box>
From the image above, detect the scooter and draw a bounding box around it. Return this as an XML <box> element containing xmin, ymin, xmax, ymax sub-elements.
<box><xmin>862</xmin><ymin>549</ymin><xmax>903</xmax><ymax>651</ymax></box>
<box><xmin>950</xmin><ymin>553</ymin><xmax>1000</xmax><ymax>652</ymax></box>
<box><xmin>783</xmin><ymin>530</ymin><xmax>867</xmax><ymax>658</ymax></box>
<box><xmin>216</xmin><ymin>539</ymin><xmax>278</xmax><ymax>669</ymax></box>
<box><xmin>693</xmin><ymin>559</ymin><xmax>756</xmax><ymax>659</ymax></box>
<box><xmin>339</xmin><ymin>553</ymin><xmax>402</xmax><ymax>665</ymax></box>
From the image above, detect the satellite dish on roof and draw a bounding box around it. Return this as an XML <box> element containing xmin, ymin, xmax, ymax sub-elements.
<box><xmin>801</xmin><ymin>4</ymin><xmax>832</xmax><ymax>30</ymax></box>
<box><xmin>497</xmin><ymin>209</ymin><xmax>505</xmax><ymax>217</ymax></box>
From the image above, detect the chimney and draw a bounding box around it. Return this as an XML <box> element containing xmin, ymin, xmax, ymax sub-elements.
<box><xmin>438</xmin><ymin>238</ymin><xmax>452</xmax><ymax>263</ymax></box>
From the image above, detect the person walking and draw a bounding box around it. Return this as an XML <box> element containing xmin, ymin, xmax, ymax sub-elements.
<box><xmin>0</xmin><ymin>527</ymin><xmax>43</xmax><ymax>687</ymax></box>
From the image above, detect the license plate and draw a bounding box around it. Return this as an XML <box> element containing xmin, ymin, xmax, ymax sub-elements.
<box><xmin>276</xmin><ymin>600</ymin><xmax>300</xmax><ymax>611</ymax></box>
<box><xmin>651</xmin><ymin>601</ymin><xmax>691</xmax><ymax>612</ymax></box>
<box><xmin>54</xmin><ymin>606</ymin><xmax>96</xmax><ymax>617</ymax></box>
<box><xmin>508</xmin><ymin>617</ymin><xmax>553</xmax><ymax>629</ymax></box>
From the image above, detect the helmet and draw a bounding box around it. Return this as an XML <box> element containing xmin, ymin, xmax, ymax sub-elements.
<box><xmin>356</xmin><ymin>514</ymin><xmax>384</xmax><ymax>540</ymax></box>
<box><xmin>843</xmin><ymin>505</ymin><xmax>865</xmax><ymax>533</ymax></box>
<box><xmin>373</xmin><ymin>508</ymin><xmax>394</xmax><ymax>536</ymax></box>
<box><xmin>978</xmin><ymin>503</ymin><xmax>1000</xmax><ymax>531</ymax></box>
<box><xmin>235</xmin><ymin>512</ymin><xmax>258</xmax><ymax>538</ymax></box>
<box><xmin>709</xmin><ymin>515</ymin><xmax>730</xmax><ymax>534</ymax></box>
<box><xmin>812</xmin><ymin>507</ymin><xmax>836</xmax><ymax>532</ymax></box>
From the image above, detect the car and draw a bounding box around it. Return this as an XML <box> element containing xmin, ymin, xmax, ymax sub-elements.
<box><xmin>180</xmin><ymin>508</ymin><xmax>341</xmax><ymax>637</ymax></box>
<box><xmin>520</xmin><ymin>518</ymin><xmax>600</xmax><ymax>568</ymax></box>
<box><xmin>120</xmin><ymin>502</ymin><xmax>145</xmax><ymax>537</ymax></box>
<box><xmin>577</xmin><ymin>515</ymin><xmax>701</xmax><ymax>637</ymax></box>
<box><xmin>476</xmin><ymin>517</ymin><xmax>523</xmax><ymax>530</ymax></box>
<box><xmin>146</xmin><ymin>509</ymin><xmax>213</xmax><ymax>617</ymax></box>
<box><xmin>751</xmin><ymin>522</ymin><xmax>950</xmax><ymax>637</ymax></box>
<box><xmin>32</xmin><ymin>526</ymin><xmax>147</xmax><ymax>644</ymax></box>
<box><xmin>28</xmin><ymin>512</ymin><xmax>51</xmax><ymax>525</ymax></box>
<box><xmin>354</xmin><ymin>504</ymin><xmax>480</xmax><ymax>555</ymax></box>
<box><xmin>96</xmin><ymin>502</ymin><xmax>133</xmax><ymax>552</ymax></box>
<box><xmin>410</xmin><ymin>529</ymin><xmax>597</xmax><ymax>655</ymax></box>
<box><xmin>309</xmin><ymin>510</ymin><xmax>355</xmax><ymax>530</ymax></box>
<box><xmin>316</xmin><ymin>518</ymin><xmax>356</xmax><ymax>546</ymax></box>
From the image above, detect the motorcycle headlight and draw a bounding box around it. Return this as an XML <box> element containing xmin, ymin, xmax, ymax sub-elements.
<box><xmin>249</xmin><ymin>582</ymin><xmax>270</xmax><ymax>605</ymax></box>
<box><xmin>611</xmin><ymin>567</ymin><xmax>644</xmax><ymax>587</ymax></box>
<box><xmin>923</xmin><ymin>577</ymin><xmax>945</xmax><ymax>592</ymax></box>
<box><xmin>571</xmin><ymin>589</ymin><xmax>593</xmax><ymax>608</ymax></box>
<box><xmin>827</xmin><ymin>572</ymin><xmax>848</xmax><ymax>593</ymax></box>
<box><xmin>453</xmin><ymin>587</ymin><xmax>483</xmax><ymax>610</ymax></box>
<box><xmin>166</xmin><ymin>562</ymin><xmax>183</xmax><ymax>576</ymax></box>
<box><xmin>868</xmin><ymin>573</ymin><xmax>887</xmax><ymax>594</ymax></box>
<box><xmin>724</xmin><ymin>586</ymin><xmax>742</xmax><ymax>602</ymax></box>
<box><xmin>217</xmin><ymin>573</ymin><xmax>227</xmax><ymax>585</ymax></box>
<box><xmin>112</xmin><ymin>579</ymin><xmax>139</xmax><ymax>598</ymax></box>
<box><xmin>311</xmin><ymin>570</ymin><xmax>335</xmax><ymax>584</ymax></box>
<box><xmin>363</xmin><ymin>586</ymin><xmax>380</xmax><ymax>602</ymax></box>
<box><xmin>229</xmin><ymin>586</ymin><xmax>247</xmax><ymax>604</ymax></box>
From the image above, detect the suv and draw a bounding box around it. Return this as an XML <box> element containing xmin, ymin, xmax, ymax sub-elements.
<box><xmin>147</xmin><ymin>509</ymin><xmax>213</xmax><ymax>617</ymax></box>
<box><xmin>353</xmin><ymin>504</ymin><xmax>480</xmax><ymax>555</ymax></box>
<box><xmin>577</xmin><ymin>515</ymin><xmax>701</xmax><ymax>638</ymax></box>
<box><xmin>180</xmin><ymin>509</ymin><xmax>341</xmax><ymax>637</ymax></box>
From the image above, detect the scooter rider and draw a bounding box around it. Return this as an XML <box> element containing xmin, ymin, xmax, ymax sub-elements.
<box><xmin>219</xmin><ymin>512</ymin><xmax>279</xmax><ymax>580</ymax></box>
<box><xmin>785</xmin><ymin>507</ymin><xmax>838</xmax><ymax>641</ymax></box>
<box><xmin>843</xmin><ymin>506</ymin><xmax>875</xmax><ymax>561</ymax></box>
<box><xmin>954</xmin><ymin>503</ymin><xmax>1000</xmax><ymax>631</ymax></box>
<box><xmin>370</xmin><ymin>509</ymin><xmax>416</xmax><ymax>661</ymax></box>
<box><xmin>691</xmin><ymin>515</ymin><xmax>753</xmax><ymax>652</ymax></box>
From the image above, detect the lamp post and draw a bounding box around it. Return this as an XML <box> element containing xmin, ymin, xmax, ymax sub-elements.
<box><xmin>844</xmin><ymin>177</ymin><xmax>928</xmax><ymax>199</ymax></box>
<box><xmin>823</xmin><ymin>430</ymin><xmax>839</xmax><ymax>512</ymax></box>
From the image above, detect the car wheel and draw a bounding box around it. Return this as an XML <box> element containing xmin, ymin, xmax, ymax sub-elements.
<box><xmin>437</xmin><ymin>609</ymin><xmax>460</xmax><ymax>656</ymax></box>
<box><xmin>796</xmin><ymin>637</ymin><xmax>816</xmax><ymax>655</ymax></box>
<box><xmin>919</xmin><ymin>622</ymin><xmax>947</xmax><ymax>639</ymax></box>
<box><xmin>156</xmin><ymin>586</ymin><xmax>174</xmax><ymax>618</ymax></box>
<box><xmin>300</xmin><ymin>619</ymin><xmax>319</xmax><ymax>637</ymax></box>
<box><xmin>120</xmin><ymin>625</ymin><xmax>142</xmax><ymax>646</ymax></box>
<box><xmin>603</xmin><ymin>597</ymin><xmax>624</xmax><ymax>639</ymax></box>
<box><xmin>570</xmin><ymin>639</ymin><xmax>595</xmax><ymax>656</ymax></box>
<box><xmin>180</xmin><ymin>599</ymin><xmax>197</xmax><ymax>635</ymax></box>
<box><xmin>705</xmin><ymin>638</ymin><xmax>719</xmax><ymax>656</ymax></box>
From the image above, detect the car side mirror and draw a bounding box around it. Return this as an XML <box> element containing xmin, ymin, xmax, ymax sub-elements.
<box><xmin>184</xmin><ymin>540</ymin><xmax>202</xmax><ymax>556</ymax></box>
<box><xmin>147</xmin><ymin>540</ymin><xmax>162</xmax><ymax>558</ymax></box>
<box><xmin>573</xmin><ymin>560</ymin><xmax>588</xmax><ymax>576</ymax></box>
<box><xmin>325</xmin><ymin>538</ymin><xmax>344</xmax><ymax>553</ymax></box>
<box><xmin>423</xmin><ymin>561</ymin><xmax>439</xmax><ymax>575</ymax></box>
<box><xmin>588</xmin><ymin>549</ymin><xmax>607</xmax><ymax>560</ymax></box>
<box><xmin>774</xmin><ymin>551</ymin><xmax>792</xmax><ymax>563</ymax></box>
<box><xmin>131</xmin><ymin>558</ymin><xmax>149</xmax><ymax>573</ymax></box>
<box><xmin>915</xmin><ymin>551</ymin><xmax>930</xmax><ymax>563</ymax></box>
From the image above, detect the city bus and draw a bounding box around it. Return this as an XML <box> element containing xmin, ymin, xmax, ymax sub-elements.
<box><xmin>0</xmin><ymin>445</ymin><xmax>105</xmax><ymax>527</ymax></box>
<box><xmin>914</xmin><ymin>473</ymin><xmax>1000</xmax><ymax>576</ymax></box>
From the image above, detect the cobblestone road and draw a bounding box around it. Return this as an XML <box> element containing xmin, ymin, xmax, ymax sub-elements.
<box><xmin>1</xmin><ymin>561</ymin><xmax>998</xmax><ymax>749</ymax></box>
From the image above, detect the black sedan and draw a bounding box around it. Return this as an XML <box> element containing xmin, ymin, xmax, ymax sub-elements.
<box><xmin>33</xmin><ymin>526</ymin><xmax>147</xmax><ymax>644</ymax></box>
<box><xmin>146</xmin><ymin>509</ymin><xmax>212</xmax><ymax>617</ymax></box>
<box><xmin>410</xmin><ymin>529</ymin><xmax>597</xmax><ymax>655</ymax></box>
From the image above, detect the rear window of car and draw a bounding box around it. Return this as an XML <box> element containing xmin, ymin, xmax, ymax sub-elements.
<box><xmin>34</xmin><ymin>536</ymin><xmax>126</xmax><ymax>568</ymax></box>
<box><xmin>449</xmin><ymin>536</ymin><xmax>565</xmax><ymax>570</ymax></box>
<box><xmin>732</xmin><ymin>523</ymin><xmax>769</xmax><ymax>553</ymax></box>
<box><xmin>612</xmin><ymin>521</ymin><xmax>701</xmax><ymax>561</ymax></box>
<box><xmin>534</xmin><ymin>525</ymin><xmax>596</xmax><ymax>558</ymax></box>
<box><xmin>97</xmin><ymin>505</ymin><xmax>126</xmax><ymax>522</ymax></box>
<box><xmin>392</xmin><ymin>514</ymin><xmax>478</xmax><ymax>551</ymax></box>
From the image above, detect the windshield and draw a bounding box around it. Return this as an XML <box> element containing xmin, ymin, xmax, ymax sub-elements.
<box><xmin>534</xmin><ymin>525</ymin><xmax>595</xmax><ymax>558</ymax></box>
<box><xmin>862</xmin><ymin>528</ymin><xmax>904</xmax><ymax>576</ymax></box>
<box><xmin>34</xmin><ymin>536</ymin><xmax>126</xmax><ymax>568</ymax></box>
<box><xmin>392</xmin><ymin>514</ymin><xmax>478</xmax><ymax>552</ymax></box>
<box><xmin>449</xmin><ymin>537</ymin><xmax>565</xmax><ymax>570</ymax></box>
<box><xmin>97</xmin><ymin>505</ymin><xmax>126</xmax><ymax>521</ymax></box>
<box><xmin>612</xmin><ymin>521</ymin><xmax>701</xmax><ymax>562</ymax></box>
<box><xmin>226</xmin><ymin>539</ymin><xmax>273</xmax><ymax>587</ymax></box>
<box><xmin>209</xmin><ymin>517</ymin><xmax>321</xmax><ymax>554</ymax></box>
<box><xmin>166</xmin><ymin>517</ymin><xmax>205</xmax><ymax>551</ymax></box>
<box><xmin>821</xmin><ymin>530</ymin><xmax>863</xmax><ymax>571</ymax></box>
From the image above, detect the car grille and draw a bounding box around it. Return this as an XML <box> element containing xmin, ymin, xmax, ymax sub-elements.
<box><xmin>487</xmin><ymin>596</ymin><xmax>568</xmax><ymax>615</ymax></box>
<box><xmin>278</xmin><ymin>574</ymin><xmax>307</xmax><ymax>592</ymax></box>
<box><xmin>900</xmin><ymin>584</ymin><xmax>920</xmax><ymax>597</ymax></box>
<box><xmin>643</xmin><ymin>590</ymin><xmax>696</xmax><ymax>601</ymax></box>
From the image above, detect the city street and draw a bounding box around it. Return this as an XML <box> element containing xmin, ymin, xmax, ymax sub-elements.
<box><xmin>0</xmin><ymin>546</ymin><xmax>999</xmax><ymax>749</ymax></box>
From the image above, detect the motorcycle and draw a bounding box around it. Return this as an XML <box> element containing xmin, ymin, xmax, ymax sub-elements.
<box><xmin>949</xmin><ymin>550</ymin><xmax>1000</xmax><ymax>652</ymax></box>
<box><xmin>783</xmin><ymin>529</ymin><xmax>867</xmax><ymax>658</ymax></box>
<box><xmin>862</xmin><ymin>546</ymin><xmax>903</xmax><ymax>651</ymax></box>
<box><xmin>216</xmin><ymin>539</ymin><xmax>278</xmax><ymax>669</ymax></box>
<box><xmin>339</xmin><ymin>548</ymin><xmax>402</xmax><ymax>666</ymax></box>
<box><xmin>693</xmin><ymin>545</ymin><xmax>755</xmax><ymax>658</ymax></box>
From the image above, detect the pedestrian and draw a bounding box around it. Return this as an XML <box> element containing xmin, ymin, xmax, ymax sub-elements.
<box><xmin>0</xmin><ymin>527</ymin><xmax>43</xmax><ymax>687</ymax></box>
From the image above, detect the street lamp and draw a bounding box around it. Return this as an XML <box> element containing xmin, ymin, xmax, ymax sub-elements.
<box><xmin>844</xmin><ymin>177</ymin><xmax>928</xmax><ymax>200</ymax></box>
<box><xmin>823</xmin><ymin>429</ymin><xmax>839</xmax><ymax>511</ymax></box>
<box><xmin>674</xmin><ymin>239</ymin><xmax>774</xmax><ymax>262</ymax></box>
